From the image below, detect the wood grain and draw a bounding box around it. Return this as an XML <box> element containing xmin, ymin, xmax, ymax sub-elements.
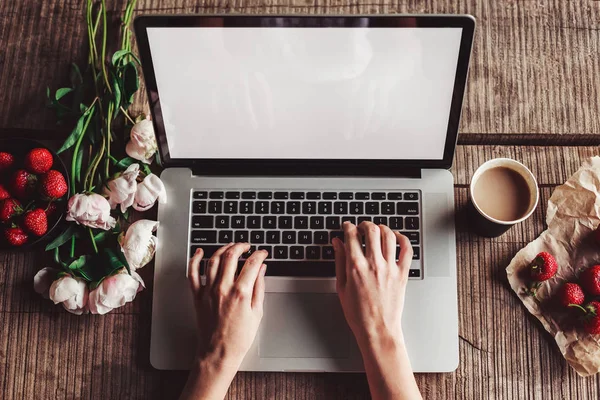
<box><xmin>2</xmin><ymin>144</ymin><xmax>600</xmax><ymax>399</ymax></box>
<box><xmin>1</xmin><ymin>0</ymin><xmax>599</xmax><ymax>136</ymax></box>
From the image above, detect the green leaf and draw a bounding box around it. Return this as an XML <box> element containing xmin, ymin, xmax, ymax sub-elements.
<box><xmin>53</xmin><ymin>247</ymin><xmax>67</xmax><ymax>268</ymax></box>
<box><xmin>55</xmin><ymin>87</ymin><xmax>73</xmax><ymax>101</ymax></box>
<box><xmin>56</xmin><ymin>104</ymin><xmax>95</xmax><ymax>154</ymax></box>
<box><xmin>122</xmin><ymin>209</ymin><xmax>130</xmax><ymax>220</ymax></box>
<box><xmin>111</xmin><ymin>73</ymin><xmax>122</xmax><ymax>109</ymax></box>
<box><xmin>69</xmin><ymin>63</ymin><xmax>83</xmax><ymax>87</ymax></box>
<box><xmin>68</xmin><ymin>255</ymin><xmax>90</xmax><ymax>270</ymax></box>
<box><xmin>122</xmin><ymin>62</ymin><xmax>139</xmax><ymax>107</ymax></box>
<box><xmin>80</xmin><ymin>103</ymin><xmax>88</xmax><ymax>113</ymax></box>
<box><xmin>104</xmin><ymin>248</ymin><xmax>127</xmax><ymax>276</ymax></box>
<box><xmin>94</xmin><ymin>231</ymin><xmax>109</xmax><ymax>244</ymax></box>
<box><xmin>142</xmin><ymin>164</ymin><xmax>152</xmax><ymax>176</ymax></box>
<box><xmin>56</xmin><ymin>271</ymin><xmax>70</xmax><ymax>279</ymax></box>
<box><xmin>112</xmin><ymin>50</ymin><xmax>141</xmax><ymax>67</ymax></box>
<box><xmin>74</xmin><ymin>144</ymin><xmax>84</xmax><ymax>184</ymax></box>
<box><xmin>115</xmin><ymin>156</ymin><xmax>136</xmax><ymax>169</ymax></box>
<box><xmin>46</xmin><ymin>225</ymin><xmax>77</xmax><ymax>251</ymax></box>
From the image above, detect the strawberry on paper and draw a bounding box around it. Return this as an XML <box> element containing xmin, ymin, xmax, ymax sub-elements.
<box><xmin>581</xmin><ymin>265</ymin><xmax>600</xmax><ymax>296</ymax></box>
<box><xmin>557</xmin><ymin>283</ymin><xmax>585</xmax><ymax>307</ymax></box>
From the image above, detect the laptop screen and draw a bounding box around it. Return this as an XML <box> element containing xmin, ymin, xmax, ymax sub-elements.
<box><xmin>145</xmin><ymin>24</ymin><xmax>464</xmax><ymax>162</ymax></box>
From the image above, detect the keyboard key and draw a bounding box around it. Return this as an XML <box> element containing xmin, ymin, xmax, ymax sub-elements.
<box><xmin>258</xmin><ymin>192</ymin><xmax>272</xmax><ymax>199</ymax></box>
<box><xmin>409</xmin><ymin>269</ymin><xmax>421</xmax><ymax>278</ymax></box>
<box><xmin>274</xmin><ymin>246</ymin><xmax>288</xmax><ymax>259</ymax></box>
<box><xmin>251</xmin><ymin>231</ymin><xmax>265</xmax><ymax>244</ymax></box>
<box><xmin>298</xmin><ymin>231</ymin><xmax>312</xmax><ymax>244</ymax></box>
<box><xmin>294</xmin><ymin>216</ymin><xmax>308</xmax><ymax>229</ymax></box>
<box><xmin>219</xmin><ymin>230</ymin><xmax>233</xmax><ymax>243</ymax></box>
<box><xmin>256</xmin><ymin>201</ymin><xmax>269</xmax><ymax>214</ymax></box>
<box><xmin>334</xmin><ymin>202</ymin><xmax>348</xmax><ymax>214</ymax></box>
<box><xmin>235</xmin><ymin>231</ymin><xmax>249</xmax><ymax>242</ymax></box>
<box><xmin>382</xmin><ymin>202</ymin><xmax>395</xmax><ymax>215</ymax></box>
<box><xmin>287</xmin><ymin>201</ymin><xmax>301</xmax><ymax>214</ymax></box>
<box><xmin>274</xmin><ymin>192</ymin><xmax>289</xmax><ymax>199</ymax></box>
<box><xmin>210</xmin><ymin>191</ymin><xmax>224</xmax><ymax>199</ymax></box>
<box><xmin>258</xmin><ymin>246</ymin><xmax>273</xmax><ymax>258</ymax></box>
<box><xmin>279</xmin><ymin>216</ymin><xmax>292</xmax><ymax>229</ymax></box>
<box><xmin>282</xmin><ymin>231</ymin><xmax>296</xmax><ymax>244</ymax></box>
<box><xmin>263</xmin><ymin>216</ymin><xmax>277</xmax><ymax>229</ymax></box>
<box><xmin>341</xmin><ymin>216</ymin><xmax>356</xmax><ymax>225</ymax></box>
<box><xmin>373</xmin><ymin>216</ymin><xmax>387</xmax><ymax>225</ymax></box>
<box><xmin>224</xmin><ymin>201</ymin><xmax>238</xmax><ymax>214</ymax></box>
<box><xmin>326</xmin><ymin>217</ymin><xmax>341</xmax><ymax>229</ymax></box>
<box><xmin>389</xmin><ymin>217</ymin><xmax>403</xmax><ymax>230</ymax></box>
<box><xmin>302</xmin><ymin>201</ymin><xmax>316</xmax><ymax>214</ymax></box>
<box><xmin>310</xmin><ymin>216</ymin><xmax>324</xmax><ymax>229</ymax></box>
<box><xmin>412</xmin><ymin>247</ymin><xmax>420</xmax><ymax>260</ymax></box>
<box><xmin>225</xmin><ymin>192</ymin><xmax>240</xmax><ymax>199</ymax></box>
<box><xmin>339</xmin><ymin>192</ymin><xmax>353</xmax><ymax>200</ymax></box>
<box><xmin>247</xmin><ymin>216</ymin><xmax>261</xmax><ymax>228</ymax></box>
<box><xmin>388</xmin><ymin>193</ymin><xmax>403</xmax><ymax>200</ymax></box>
<box><xmin>290</xmin><ymin>246</ymin><xmax>304</xmax><ymax>259</ymax></box>
<box><xmin>372</xmin><ymin>192</ymin><xmax>386</xmax><ymax>200</ymax></box>
<box><xmin>397</xmin><ymin>202</ymin><xmax>419</xmax><ymax>215</ymax></box>
<box><xmin>307</xmin><ymin>192</ymin><xmax>321</xmax><ymax>199</ymax></box>
<box><xmin>323</xmin><ymin>192</ymin><xmax>337</xmax><ymax>200</ymax></box>
<box><xmin>193</xmin><ymin>191</ymin><xmax>208</xmax><ymax>199</ymax></box>
<box><xmin>231</xmin><ymin>216</ymin><xmax>245</xmax><ymax>228</ymax></box>
<box><xmin>350</xmin><ymin>202</ymin><xmax>364</xmax><ymax>215</ymax></box>
<box><xmin>192</xmin><ymin>216</ymin><xmax>213</xmax><ymax>229</ymax></box>
<box><xmin>322</xmin><ymin>246</ymin><xmax>335</xmax><ymax>259</ymax></box>
<box><xmin>271</xmin><ymin>201</ymin><xmax>285</xmax><ymax>214</ymax></box>
<box><xmin>314</xmin><ymin>231</ymin><xmax>329</xmax><ymax>244</ymax></box>
<box><xmin>209</xmin><ymin>201</ymin><xmax>222</xmax><ymax>214</ymax></box>
<box><xmin>405</xmin><ymin>192</ymin><xmax>419</xmax><ymax>201</ymax></box>
<box><xmin>330</xmin><ymin>231</ymin><xmax>344</xmax><ymax>242</ymax></box>
<box><xmin>306</xmin><ymin>246</ymin><xmax>320</xmax><ymax>259</ymax></box>
<box><xmin>318</xmin><ymin>202</ymin><xmax>332</xmax><ymax>214</ymax></box>
<box><xmin>402</xmin><ymin>231</ymin><xmax>420</xmax><ymax>244</ymax></box>
<box><xmin>291</xmin><ymin>192</ymin><xmax>305</xmax><ymax>199</ymax></box>
<box><xmin>193</xmin><ymin>201</ymin><xmax>207</xmax><ymax>214</ymax></box>
<box><xmin>239</xmin><ymin>201</ymin><xmax>253</xmax><ymax>214</ymax></box>
<box><xmin>266</xmin><ymin>231</ymin><xmax>280</xmax><ymax>244</ymax></box>
<box><xmin>190</xmin><ymin>245</ymin><xmax>220</xmax><ymax>258</ymax></box>
<box><xmin>406</xmin><ymin>217</ymin><xmax>420</xmax><ymax>230</ymax></box>
<box><xmin>242</xmin><ymin>191</ymin><xmax>256</xmax><ymax>199</ymax></box>
<box><xmin>356</xmin><ymin>192</ymin><xmax>369</xmax><ymax>200</ymax></box>
<box><xmin>366</xmin><ymin>202</ymin><xmax>379</xmax><ymax>215</ymax></box>
<box><xmin>192</xmin><ymin>230</ymin><xmax>217</xmax><ymax>243</ymax></box>
<box><xmin>357</xmin><ymin>216</ymin><xmax>371</xmax><ymax>224</ymax></box>
<box><xmin>241</xmin><ymin>245</ymin><xmax>257</xmax><ymax>259</ymax></box>
<box><xmin>216</xmin><ymin>216</ymin><xmax>229</xmax><ymax>228</ymax></box>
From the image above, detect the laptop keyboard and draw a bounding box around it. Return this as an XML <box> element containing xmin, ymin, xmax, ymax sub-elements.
<box><xmin>189</xmin><ymin>190</ymin><xmax>422</xmax><ymax>279</ymax></box>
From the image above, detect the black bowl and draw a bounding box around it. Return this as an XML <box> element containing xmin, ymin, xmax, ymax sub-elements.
<box><xmin>0</xmin><ymin>137</ymin><xmax>70</xmax><ymax>250</ymax></box>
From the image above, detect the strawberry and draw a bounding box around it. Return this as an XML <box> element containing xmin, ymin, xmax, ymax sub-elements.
<box><xmin>0</xmin><ymin>199</ymin><xmax>23</xmax><ymax>222</ymax></box>
<box><xmin>4</xmin><ymin>226</ymin><xmax>28</xmax><ymax>246</ymax></box>
<box><xmin>0</xmin><ymin>184</ymin><xmax>10</xmax><ymax>201</ymax></box>
<box><xmin>557</xmin><ymin>283</ymin><xmax>585</xmax><ymax>307</ymax></box>
<box><xmin>23</xmin><ymin>208</ymin><xmax>48</xmax><ymax>236</ymax></box>
<box><xmin>10</xmin><ymin>169</ymin><xmax>37</xmax><ymax>199</ymax></box>
<box><xmin>43</xmin><ymin>202</ymin><xmax>58</xmax><ymax>219</ymax></box>
<box><xmin>0</xmin><ymin>152</ymin><xmax>14</xmax><ymax>172</ymax></box>
<box><xmin>529</xmin><ymin>252</ymin><xmax>558</xmax><ymax>281</ymax></box>
<box><xmin>24</xmin><ymin>148</ymin><xmax>53</xmax><ymax>174</ymax></box>
<box><xmin>39</xmin><ymin>170</ymin><xmax>67</xmax><ymax>199</ymax></box>
<box><xmin>580</xmin><ymin>265</ymin><xmax>600</xmax><ymax>296</ymax></box>
<box><xmin>580</xmin><ymin>301</ymin><xmax>600</xmax><ymax>334</ymax></box>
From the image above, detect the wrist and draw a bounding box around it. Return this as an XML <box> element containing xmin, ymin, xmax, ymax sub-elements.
<box><xmin>356</xmin><ymin>328</ymin><xmax>406</xmax><ymax>361</ymax></box>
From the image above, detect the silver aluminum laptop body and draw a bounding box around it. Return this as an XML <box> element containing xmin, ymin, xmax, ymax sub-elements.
<box><xmin>135</xmin><ymin>15</ymin><xmax>475</xmax><ymax>372</ymax></box>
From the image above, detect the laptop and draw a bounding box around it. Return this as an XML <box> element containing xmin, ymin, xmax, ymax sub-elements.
<box><xmin>135</xmin><ymin>14</ymin><xmax>475</xmax><ymax>372</ymax></box>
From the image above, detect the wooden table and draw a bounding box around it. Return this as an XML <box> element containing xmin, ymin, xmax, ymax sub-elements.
<box><xmin>1</xmin><ymin>1</ymin><xmax>600</xmax><ymax>399</ymax></box>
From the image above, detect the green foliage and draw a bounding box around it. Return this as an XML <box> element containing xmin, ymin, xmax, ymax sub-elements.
<box><xmin>46</xmin><ymin>225</ymin><xmax>78</xmax><ymax>251</ymax></box>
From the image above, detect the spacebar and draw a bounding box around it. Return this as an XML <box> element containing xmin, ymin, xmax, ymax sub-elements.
<box><xmin>236</xmin><ymin>261</ymin><xmax>335</xmax><ymax>277</ymax></box>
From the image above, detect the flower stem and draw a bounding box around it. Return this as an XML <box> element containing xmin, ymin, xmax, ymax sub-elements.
<box><xmin>120</xmin><ymin>106</ymin><xmax>136</xmax><ymax>124</ymax></box>
<box><xmin>70</xmin><ymin>236</ymin><xmax>76</xmax><ymax>258</ymax></box>
<box><xmin>100</xmin><ymin>0</ymin><xmax>112</xmax><ymax>93</ymax></box>
<box><xmin>89</xmin><ymin>228</ymin><xmax>99</xmax><ymax>254</ymax></box>
<box><xmin>71</xmin><ymin>98</ymin><xmax>98</xmax><ymax>193</ymax></box>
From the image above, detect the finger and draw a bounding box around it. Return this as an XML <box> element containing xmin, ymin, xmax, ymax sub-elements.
<box><xmin>358</xmin><ymin>221</ymin><xmax>383</xmax><ymax>262</ymax></box>
<box><xmin>342</xmin><ymin>222</ymin><xmax>365</xmax><ymax>264</ymax></box>
<box><xmin>394</xmin><ymin>232</ymin><xmax>413</xmax><ymax>274</ymax></box>
<box><xmin>379</xmin><ymin>224</ymin><xmax>397</xmax><ymax>262</ymax></box>
<box><xmin>237</xmin><ymin>249</ymin><xmax>269</xmax><ymax>292</ymax></box>
<box><xmin>252</xmin><ymin>264</ymin><xmax>267</xmax><ymax>310</ymax></box>
<box><xmin>332</xmin><ymin>238</ymin><xmax>347</xmax><ymax>288</ymax></box>
<box><xmin>216</xmin><ymin>243</ymin><xmax>251</xmax><ymax>288</ymax></box>
<box><xmin>206</xmin><ymin>243</ymin><xmax>234</xmax><ymax>288</ymax></box>
<box><xmin>188</xmin><ymin>248</ymin><xmax>204</xmax><ymax>296</ymax></box>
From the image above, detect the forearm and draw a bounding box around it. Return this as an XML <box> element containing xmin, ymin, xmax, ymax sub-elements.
<box><xmin>179</xmin><ymin>355</ymin><xmax>238</xmax><ymax>400</ymax></box>
<box><xmin>359</xmin><ymin>333</ymin><xmax>422</xmax><ymax>400</ymax></box>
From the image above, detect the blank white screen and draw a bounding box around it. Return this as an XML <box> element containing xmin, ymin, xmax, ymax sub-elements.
<box><xmin>147</xmin><ymin>27</ymin><xmax>462</xmax><ymax>160</ymax></box>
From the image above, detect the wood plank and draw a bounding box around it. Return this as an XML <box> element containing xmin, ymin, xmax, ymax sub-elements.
<box><xmin>1</xmin><ymin>1</ymin><xmax>599</xmax><ymax>136</ymax></box>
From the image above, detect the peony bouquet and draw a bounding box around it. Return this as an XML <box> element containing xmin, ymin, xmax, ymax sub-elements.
<box><xmin>34</xmin><ymin>0</ymin><xmax>163</xmax><ymax>315</ymax></box>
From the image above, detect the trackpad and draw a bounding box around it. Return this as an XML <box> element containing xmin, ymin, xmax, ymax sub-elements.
<box><xmin>260</xmin><ymin>293</ymin><xmax>353</xmax><ymax>358</ymax></box>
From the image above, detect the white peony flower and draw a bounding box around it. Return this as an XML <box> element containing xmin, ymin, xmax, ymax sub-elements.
<box><xmin>133</xmin><ymin>173</ymin><xmax>166</xmax><ymax>211</ymax></box>
<box><xmin>119</xmin><ymin>220</ymin><xmax>159</xmax><ymax>271</ymax></box>
<box><xmin>33</xmin><ymin>267</ymin><xmax>58</xmax><ymax>299</ymax></box>
<box><xmin>88</xmin><ymin>268</ymin><xmax>145</xmax><ymax>315</ymax></box>
<box><xmin>125</xmin><ymin>119</ymin><xmax>157</xmax><ymax>164</ymax></box>
<box><xmin>66</xmin><ymin>193</ymin><xmax>116</xmax><ymax>230</ymax></box>
<box><xmin>103</xmin><ymin>163</ymin><xmax>140</xmax><ymax>213</ymax></box>
<box><xmin>49</xmin><ymin>275</ymin><xmax>89</xmax><ymax>315</ymax></box>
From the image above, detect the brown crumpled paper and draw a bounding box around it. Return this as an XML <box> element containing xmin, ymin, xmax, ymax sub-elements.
<box><xmin>506</xmin><ymin>156</ymin><xmax>600</xmax><ymax>377</ymax></box>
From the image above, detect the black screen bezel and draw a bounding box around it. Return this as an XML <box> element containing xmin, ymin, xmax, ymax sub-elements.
<box><xmin>134</xmin><ymin>15</ymin><xmax>475</xmax><ymax>176</ymax></box>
